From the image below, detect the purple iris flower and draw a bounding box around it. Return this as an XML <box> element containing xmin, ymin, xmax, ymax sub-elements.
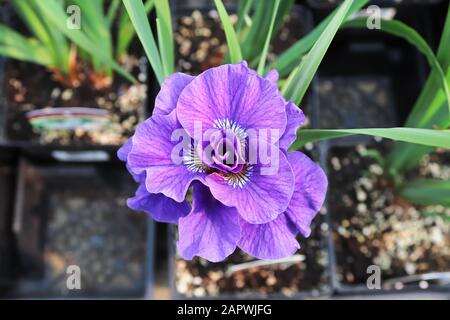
<box><xmin>118</xmin><ymin>62</ymin><xmax>327</xmax><ymax>262</ymax></box>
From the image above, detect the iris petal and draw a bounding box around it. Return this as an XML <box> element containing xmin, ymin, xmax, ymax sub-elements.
<box><xmin>128</xmin><ymin>184</ymin><xmax>191</xmax><ymax>223</ymax></box>
<box><xmin>178</xmin><ymin>184</ymin><xmax>240</xmax><ymax>262</ymax></box>
<box><xmin>238</xmin><ymin>214</ymin><xmax>299</xmax><ymax>260</ymax></box>
<box><xmin>279</xmin><ymin>102</ymin><xmax>305</xmax><ymax>151</ymax></box>
<box><xmin>128</xmin><ymin>110</ymin><xmax>206</xmax><ymax>202</ymax></box>
<box><xmin>205</xmin><ymin>147</ymin><xmax>294</xmax><ymax>224</ymax></box>
<box><xmin>153</xmin><ymin>72</ymin><xmax>194</xmax><ymax>116</ymax></box>
<box><xmin>285</xmin><ymin>151</ymin><xmax>328</xmax><ymax>237</ymax></box>
<box><xmin>176</xmin><ymin>62</ymin><xmax>287</xmax><ymax>142</ymax></box>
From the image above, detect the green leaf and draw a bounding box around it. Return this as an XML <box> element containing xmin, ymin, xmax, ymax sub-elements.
<box><xmin>155</xmin><ymin>0</ymin><xmax>174</xmax><ymax>77</ymax></box>
<box><xmin>282</xmin><ymin>0</ymin><xmax>354</xmax><ymax>105</ymax></box>
<box><xmin>241</xmin><ymin>0</ymin><xmax>293</xmax><ymax>65</ymax></box>
<box><xmin>345</xmin><ymin>17</ymin><xmax>450</xmax><ymax>119</ymax></box>
<box><xmin>122</xmin><ymin>0</ymin><xmax>164</xmax><ymax>84</ymax></box>
<box><xmin>34</xmin><ymin>0</ymin><xmax>136</xmax><ymax>83</ymax></box>
<box><xmin>270</xmin><ymin>0</ymin><xmax>369</xmax><ymax>77</ymax></box>
<box><xmin>290</xmin><ymin>128</ymin><xmax>450</xmax><ymax>150</ymax></box>
<box><xmin>256</xmin><ymin>0</ymin><xmax>280</xmax><ymax>75</ymax></box>
<box><xmin>73</xmin><ymin>0</ymin><xmax>114</xmax><ymax>76</ymax></box>
<box><xmin>400</xmin><ymin>179</ymin><xmax>450</xmax><ymax>207</ymax></box>
<box><xmin>11</xmin><ymin>0</ymin><xmax>69</xmax><ymax>73</ymax></box>
<box><xmin>0</xmin><ymin>25</ymin><xmax>52</xmax><ymax>66</ymax></box>
<box><xmin>214</xmin><ymin>0</ymin><xmax>243</xmax><ymax>64</ymax></box>
<box><xmin>236</xmin><ymin>0</ymin><xmax>254</xmax><ymax>34</ymax></box>
<box><xmin>0</xmin><ymin>44</ymin><xmax>51</xmax><ymax>66</ymax></box>
<box><xmin>387</xmin><ymin>3</ymin><xmax>450</xmax><ymax>172</ymax></box>
<box><xmin>116</xmin><ymin>0</ymin><xmax>155</xmax><ymax>60</ymax></box>
<box><xmin>107</xmin><ymin>0</ymin><xmax>121</xmax><ymax>26</ymax></box>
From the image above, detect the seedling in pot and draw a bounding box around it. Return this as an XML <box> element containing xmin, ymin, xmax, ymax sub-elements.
<box><xmin>0</xmin><ymin>0</ymin><xmax>154</xmax><ymax>145</ymax></box>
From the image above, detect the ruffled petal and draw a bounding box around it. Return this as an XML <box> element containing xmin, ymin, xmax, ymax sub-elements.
<box><xmin>153</xmin><ymin>72</ymin><xmax>194</xmax><ymax>116</ymax></box>
<box><xmin>205</xmin><ymin>147</ymin><xmax>294</xmax><ymax>224</ymax></box>
<box><xmin>238</xmin><ymin>214</ymin><xmax>299</xmax><ymax>260</ymax></box>
<box><xmin>177</xmin><ymin>184</ymin><xmax>240</xmax><ymax>262</ymax></box>
<box><xmin>117</xmin><ymin>137</ymin><xmax>132</xmax><ymax>161</ymax></box>
<box><xmin>128</xmin><ymin>184</ymin><xmax>190</xmax><ymax>223</ymax></box>
<box><xmin>117</xmin><ymin>138</ymin><xmax>145</xmax><ymax>183</ymax></box>
<box><xmin>285</xmin><ymin>151</ymin><xmax>328</xmax><ymax>237</ymax></box>
<box><xmin>128</xmin><ymin>110</ymin><xmax>205</xmax><ymax>202</ymax></box>
<box><xmin>279</xmin><ymin>102</ymin><xmax>305</xmax><ymax>151</ymax></box>
<box><xmin>265</xmin><ymin>69</ymin><xmax>279</xmax><ymax>84</ymax></box>
<box><xmin>177</xmin><ymin>62</ymin><xmax>286</xmax><ymax>141</ymax></box>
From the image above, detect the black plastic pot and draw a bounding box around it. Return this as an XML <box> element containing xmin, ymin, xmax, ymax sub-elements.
<box><xmin>0</xmin><ymin>146</ymin><xmax>19</xmax><ymax>293</ymax></box>
<box><xmin>310</xmin><ymin>14</ymin><xmax>429</xmax><ymax>145</ymax></box>
<box><xmin>320</xmin><ymin>144</ymin><xmax>450</xmax><ymax>298</ymax></box>
<box><xmin>0</xmin><ymin>6</ymin><xmax>151</xmax><ymax>152</ymax></box>
<box><xmin>10</xmin><ymin>156</ymin><xmax>155</xmax><ymax>298</ymax></box>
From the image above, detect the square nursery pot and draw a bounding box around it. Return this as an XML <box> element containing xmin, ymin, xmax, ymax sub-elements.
<box><xmin>172</xmin><ymin>4</ymin><xmax>316</xmax><ymax>126</ymax></box>
<box><xmin>0</xmin><ymin>146</ymin><xmax>19</xmax><ymax>293</ymax></box>
<box><xmin>0</xmin><ymin>7</ymin><xmax>150</xmax><ymax>150</ymax></box>
<box><xmin>312</xmin><ymin>15</ymin><xmax>430</xmax><ymax>145</ymax></box>
<box><xmin>322</xmin><ymin>143</ymin><xmax>450</xmax><ymax>297</ymax></box>
<box><xmin>10</xmin><ymin>157</ymin><xmax>155</xmax><ymax>298</ymax></box>
<box><xmin>168</xmin><ymin>149</ymin><xmax>333</xmax><ymax>299</ymax></box>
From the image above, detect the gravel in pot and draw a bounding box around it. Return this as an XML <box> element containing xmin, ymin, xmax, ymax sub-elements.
<box><xmin>3</xmin><ymin>57</ymin><xmax>147</xmax><ymax>146</ymax></box>
<box><xmin>327</xmin><ymin>144</ymin><xmax>450</xmax><ymax>293</ymax></box>
<box><xmin>173</xmin><ymin>211</ymin><xmax>330</xmax><ymax>298</ymax></box>
<box><xmin>12</xmin><ymin>159</ymin><xmax>152</xmax><ymax>298</ymax></box>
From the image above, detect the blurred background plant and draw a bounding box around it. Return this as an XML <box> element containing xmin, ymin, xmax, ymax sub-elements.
<box><xmin>0</xmin><ymin>0</ymin><xmax>158</xmax><ymax>90</ymax></box>
<box><xmin>336</xmin><ymin>4</ymin><xmax>450</xmax><ymax>211</ymax></box>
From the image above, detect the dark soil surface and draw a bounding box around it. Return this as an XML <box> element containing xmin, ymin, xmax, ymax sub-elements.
<box><xmin>175</xmin><ymin>213</ymin><xmax>330</xmax><ymax>298</ymax></box>
<box><xmin>3</xmin><ymin>57</ymin><xmax>147</xmax><ymax>146</ymax></box>
<box><xmin>317</xmin><ymin>76</ymin><xmax>396</xmax><ymax>129</ymax></box>
<box><xmin>327</xmin><ymin>145</ymin><xmax>450</xmax><ymax>288</ymax></box>
<box><xmin>174</xmin><ymin>8</ymin><xmax>310</xmax><ymax>74</ymax></box>
<box><xmin>15</xmin><ymin>162</ymin><xmax>149</xmax><ymax>297</ymax></box>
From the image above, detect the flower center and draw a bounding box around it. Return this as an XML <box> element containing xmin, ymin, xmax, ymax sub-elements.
<box><xmin>203</xmin><ymin>131</ymin><xmax>245</xmax><ymax>174</ymax></box>
<box><xmin>183</xmin><ymin>119</ymin><xmax>253</xmax><ymax>188</ymax></box>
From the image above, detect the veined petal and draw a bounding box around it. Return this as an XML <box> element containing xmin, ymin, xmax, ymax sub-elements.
<box><xmin>128</xmin><ymin>184</ymin><xmax>190</xmax><ymax>223</ymax></box>
<box><xmin>128</xmin><ymin>110</ymin><xmax>205</xmax><ymax>202</ymax></box>
<box><xmin>279</xmin><ymin>102</ymin><xmax>305</xmax><ymax>151</ymax></box>
<box><xmin>153</xmin><ymin>72</ymin><xmax>194</xmax><ymax>116</ymax></box>
<box><xmin>177</xmin><ymin>184</ymin><xmax>240</xmax><ymax>262</ymax></box>
<box><xmin>285</xmin><ymin>151</ymin><xmax>328</xmax><ymax>237</ymax></box>
<box><xmin>265</xmin><ymin>69</ymin><xmax>279</xmax><ymax>84</ymax></box>
<box><xmin>238</xmin><ymin>214</ymin><xmax>299</xmax><ymax>260</ymax></box>
<box><xmin>206</xmin><ymin>147</ymin><xmax>294</xmax><ymax>224</ymax></box>
<box><xmin>177</xmin><ymin>62</ymin><xmax>287</xmax><ymax>141</ymax></box>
